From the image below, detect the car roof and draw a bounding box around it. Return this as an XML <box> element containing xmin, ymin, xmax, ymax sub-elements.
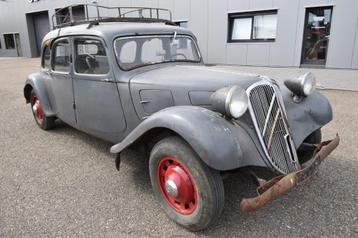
<box><xmin>43</xmin><ymin>22</ymin><xmax>195</xmax><ymax>46</ymax></box>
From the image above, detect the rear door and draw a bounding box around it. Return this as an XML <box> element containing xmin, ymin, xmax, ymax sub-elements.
<box><xmin>51</xmin><ymin>37</ymin><xmax>76</xmax><ymax>125</ymax></box>
<box><xmin>72</xmin><ymin>36</ymin><xmax>126</xmax><ymax>142</ymax></box>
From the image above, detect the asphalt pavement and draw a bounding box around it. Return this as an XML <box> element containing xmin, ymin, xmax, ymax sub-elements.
<box><xmin>0</xmin><ymin>58</ymin><xmax>357</xmax><ymax>237</ymax></box>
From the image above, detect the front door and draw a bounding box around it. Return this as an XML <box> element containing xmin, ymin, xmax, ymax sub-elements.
<box><xmin>301</xmin><ymin>6</ymin><xmax>333</xmax><ymax>66</ymax></box>
<box><xmin>51</xmin><ymin>37</ymin><xmax>76</xmax><ymax>125</ymax></box>
<box><xmin>72</xmin><ymin>36</ymin><xmax>126</xmax><ymax>142</ymax></box>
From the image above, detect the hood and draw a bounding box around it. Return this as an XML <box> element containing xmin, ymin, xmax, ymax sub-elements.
<box><xmin>129</xmin><ymin>65</ymin><xmax>262</xmax><ymax>119</ymax></box>
<box><xmin>130</xmin><ymin>65</ymin><xmax>261</xmax><ymax>90</ymax></box>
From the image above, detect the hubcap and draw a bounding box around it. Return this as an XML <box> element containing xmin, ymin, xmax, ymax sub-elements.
<box><xmin>157</xmin><ymin>156</ymin><xmax>197</xmax><ymax>215</ymax></box>
<box><xmin>165</xmin><ymin>179</ymin><xmax>178</xmax><ymax>198</ymax></box>
<box><xmin>32</xmin><ymin>96</ymin><xmax>43</xmax><ymax>124</ymax></box>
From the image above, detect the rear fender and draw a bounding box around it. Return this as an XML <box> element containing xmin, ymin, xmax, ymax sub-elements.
<box><xmin>24</xmin><ymin>72</ymin><xmax>55</xmax><ymax>117</ymax></box>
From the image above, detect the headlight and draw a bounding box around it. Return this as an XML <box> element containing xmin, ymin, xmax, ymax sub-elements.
<box><xmin>210</xmin><ymin>86</ymin><xmax>248</xmax><ymax>118</ymax></box>
<box><xmin>284</xmin><ymin>72</ymin><xmax>316</xmax><ymax>97</ymax></box>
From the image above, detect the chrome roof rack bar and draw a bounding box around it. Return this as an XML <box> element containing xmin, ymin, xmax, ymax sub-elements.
<box><xmin>52</xmin><ymin>4</ymin><xmax>174</xmax><ymax>29</ymax></box>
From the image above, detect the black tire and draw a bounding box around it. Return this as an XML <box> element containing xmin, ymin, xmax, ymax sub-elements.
<box><xmin>297</xmin><ymin>129</ymin><xmax>322</xmax><ymax>163</ymax></box>
<box><xmin>149</xmin><ymin>136</ymin><xmax>224</xmax><ymax>231</ymax></box>
<box><xmin>30</xmin><ymin>90</ymin><xmax>56</xmax><ymax>130</ymax></box>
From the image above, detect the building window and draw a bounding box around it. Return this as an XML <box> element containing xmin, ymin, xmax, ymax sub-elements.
<box><xmin>0</xmin><ymin>38</ymin><xmax>2</xmax><ymax>49</ymax></box>
<box><xmin>228</xmin><ymin>10</ymin><xmax>278</xmax><ymax>42</ymax></box>
<box><xmin>4</xmin><ymin>34</ymin><xmax>16</xmax><ymax>49</ymax></box>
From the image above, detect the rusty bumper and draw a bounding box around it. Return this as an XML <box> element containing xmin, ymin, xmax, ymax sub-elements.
<box><xmin>240</xmin><ymin>134</ymin><xmax>340</xmax><ymax>213</ymax></box>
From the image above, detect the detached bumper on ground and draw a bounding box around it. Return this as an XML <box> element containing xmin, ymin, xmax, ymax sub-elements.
<box><xmin>240</xmin><ymin>134</ymin><xmax>340</xmax><ymax>213</ymax></box>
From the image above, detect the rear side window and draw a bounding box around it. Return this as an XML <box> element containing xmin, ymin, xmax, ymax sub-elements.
<box><xmin>74</xmin><ymin>38</ymin><xmax>109</xmax><ymax>75</ymax></box>
<box><xmin>52</xmin><ymin>39</ymin><xmax>71</xmax><ymax>72</ymax></box>
<box><xmin>42</xmin><ymin>47</ymin><xmax>51</xmax><ymax>69</ymax></box>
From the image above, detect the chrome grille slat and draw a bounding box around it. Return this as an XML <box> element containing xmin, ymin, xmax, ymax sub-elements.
<box><xmin>247</xmin><ymin>82</ymin><xmax>300</xmax><ymax>174</ymax></box>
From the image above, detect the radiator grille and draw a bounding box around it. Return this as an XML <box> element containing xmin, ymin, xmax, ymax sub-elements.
<box><xmin>248</xmin><ymin>83</ymin><xmax>299</xmax><ymax>174</ymax></box>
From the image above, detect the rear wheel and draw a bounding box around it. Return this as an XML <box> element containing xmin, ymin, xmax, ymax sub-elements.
<box><xmin>149</xmin><ymin>136</ymin><xmax>224</xmax><ymax>231</ymax></box>
<box><xmin>30</xmin><ymin>90</ymin><xmax>56</xmax><ymax>130</ymax></box>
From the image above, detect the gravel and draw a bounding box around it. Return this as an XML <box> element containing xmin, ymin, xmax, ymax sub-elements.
<box><xmin>0</xmin><ymin>58</ymin><xmax>357</xmax><ymax>237</ymax></box>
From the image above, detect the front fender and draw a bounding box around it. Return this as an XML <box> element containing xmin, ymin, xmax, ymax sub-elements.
<box><xmin>281</xmin><ymin>86</ymin><xmax>333</xmax><ymax>147</ymax></box>
<box><xmin>24</xmin><ymin>72</ymin><xmax>55</xmax><ymax>117</ymax></box>
<box><xmin>111</xmin><ymin>106</ymin><xmax>266</xmax><ymax>171</ymax></box>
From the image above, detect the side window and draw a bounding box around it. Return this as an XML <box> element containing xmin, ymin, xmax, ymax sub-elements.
<box><xmin>42</xmin><ymin>46</ymin><xmax>51</xmax><ymax>69</ymax></box>
<box><xmin>74</xmin><ymin>38</ymin><xmax>109</xmax><ymax>75</ymax></box>
<box><xmin>52</xmin><ymin>39</ymin><xmax>71</xmax><ymax>72</ymax></box>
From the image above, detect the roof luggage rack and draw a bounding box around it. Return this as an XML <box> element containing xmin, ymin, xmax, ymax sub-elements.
<box><xmin>52</xmin><ymin>4</ymin><xmax>174</xmax><ymax>29</ymax></box>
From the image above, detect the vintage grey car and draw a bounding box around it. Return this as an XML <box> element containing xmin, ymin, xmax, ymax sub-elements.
<box><xmin>23</xmin><ymin>5</ymin><xmax>339</xmax><ymax>231</ymax></box>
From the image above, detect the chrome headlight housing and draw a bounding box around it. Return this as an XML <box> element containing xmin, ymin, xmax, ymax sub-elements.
<box><xmin>210</xmin><ymin>86</ymin><xmax>248</xmax><ymax>118</ymax></box>
<box><xmin>284</xmin><ymin>72</ymin><xmax>316</xmax><ymax>97</ymax></box>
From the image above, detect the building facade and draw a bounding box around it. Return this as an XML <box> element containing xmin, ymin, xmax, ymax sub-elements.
<box><xmin>0</xmin><ymin>0</ymin><xmax>357</xmax><ymax>69</ymax></box>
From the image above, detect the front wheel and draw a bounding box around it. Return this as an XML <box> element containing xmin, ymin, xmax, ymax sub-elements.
<box><xmin>149</xmin><ymin>136</ymin><xmax>224</xmax><ymax>231</ymax></box>
<box><xmin>30</xmin><ymin>90</ymin><xmax>56</xmax><ymax>130</ymax></box>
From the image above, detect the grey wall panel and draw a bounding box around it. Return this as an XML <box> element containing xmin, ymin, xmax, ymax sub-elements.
<box><xmin>0</xmin><ymin>49</ymin><xmax>18</xmax><ymax>57</ymax></box>
<box><xmin>132</xmin><ymin>0</ymin><xmax>145</xmax><ymax>7</ymax></box>
<box><xmin>173</xmin><ymin>0</ymin><xmax>189</xmax><ymax>21</ymax></box>
<box><xmin>269</xmin><ymin>0</ymin><xmax>299</xmax><ymax>66</ymax></box>
<box><xmin>249</xmin><ymin>0</ymin><xmax>273</xmax><ymax>10</ymax></box>
<box><xmin>326</xmin><ymin>0</ymin><xmax>358</xmax><ymax>68</ymax></box>
<box><xmin>207</xmin><ymin>0</ymin><xmax>227</xmax><ymax>63</ymax></box>
<box><xmin>247</xmin><ymin>44</ymin><xmax>270</xmax><ymax>66</ymax></box>
<box><xmin>157</xmin><ymin>0</ymin><xmax>174</xmax><ymax>12</ymax></box>
<box><xmin>226</xmin><ymin>44</ymin><xmax>247</xmax><ymax>65</ymax></box>
<box><xmin>189</xmin><ymin>0</ymin><xmax>209</xmax><ymax>62</ymax></box>
<box><xmin>1</xmin><ymin>0</ymin><xmax>357</xmax><ymax>69</ymax></box>
<box><xmin>118</xmin><ymin>0</ymin><xmax>132</xmax><ymax>6</ymax></box>
<box><xmin>144</xmin><ymin>0</ymin><xmax>158</xmax><ymax>8</ymax></box>
<box><xmin>351</xmin><ymin>18</ymin><xmax>358</xmax><ymax>69</ymax></box>
<box><xmin>228</xmin><ymin>0</ymin><xmax>250</xmax><ymax>11</ymax></box>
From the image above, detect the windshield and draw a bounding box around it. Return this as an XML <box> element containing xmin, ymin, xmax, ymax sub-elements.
<box><xmin>114</xmin><ymin>35</ymin><xmax>201</xmax><ymax>70</ymax></box>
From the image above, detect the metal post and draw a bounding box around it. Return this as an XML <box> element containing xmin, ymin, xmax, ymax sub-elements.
<box><xmin>85</xmin><ymin>5</ymin><xmax>89</xmax><ymax>21</ymax></box>
<box><xmin>69</xmin><ymin>6</ymin><xmax>74</xmax><ymax>24</ymax></box>
<box><xmin>96</xmin><ymin>5</ymin><xmax>100</xmax><ymax>20</ymax></box>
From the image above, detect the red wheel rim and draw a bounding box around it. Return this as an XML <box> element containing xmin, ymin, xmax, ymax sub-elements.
<box><xmin>32</xmin><ymin>95</ymin><xmax>43</xmax><ymax>125</ymax></box>
<box><xmin>157</xmin><ymin>156</ymin><xmax>198</xmax><ymax>215</ymax></box>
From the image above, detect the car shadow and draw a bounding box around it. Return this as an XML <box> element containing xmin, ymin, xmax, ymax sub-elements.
<box><xmin>51</xmin><ymin>119</ymin><xmax>113</xmax><ymax>155</ymax></box>
<box><xmin>44</xmin><ymin>123</ymin><xmax>357</xmax><ymax>236</ymax></box>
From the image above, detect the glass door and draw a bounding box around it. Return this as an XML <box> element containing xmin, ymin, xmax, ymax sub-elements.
<box><xmin>301</xmin><ymin>6</ymin><xmax>333</xmax><ymax>66</ymax></box>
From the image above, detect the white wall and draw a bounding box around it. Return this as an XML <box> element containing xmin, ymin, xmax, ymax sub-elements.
<box><xmin>0</xmin><ymin>0</ymin><xmax>357</xmax><ymax>69</ymax></box>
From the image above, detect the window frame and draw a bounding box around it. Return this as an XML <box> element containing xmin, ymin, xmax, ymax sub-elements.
<box><xmin>113</xmin><ymin>34</ymin><xmax>202</xmax><ymax>72</ymax></box>
<box><xmin>41</xmin><ymin>46</ymin><xmax>51</xmax><ymax>70</ymax></box>
<box><xmin>227</xmin><ymin>10</ymin><xmax>278</xmax><ymax>43</ymax></box>
<box><xmin>51</xmin><ymin>37</ymin><xmax>72</xmax><ymax>74</ymax></box>
<box><xmin>73</xmin><ymin>36</ymin><xmax>110</xmax><ymax>76</ymax></box>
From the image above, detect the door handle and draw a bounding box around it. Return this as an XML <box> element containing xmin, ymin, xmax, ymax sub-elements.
<box><xmin>101</xmin><ymin>78</ymin><xmax>113</xmax><ymax>82</ymax></box>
